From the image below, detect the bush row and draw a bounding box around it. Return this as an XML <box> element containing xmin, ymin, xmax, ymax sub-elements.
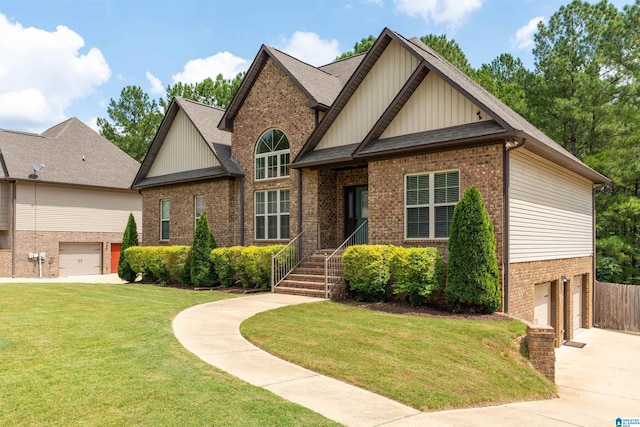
<box><xmin>124</xmin><ymin>244</ymin><xmax>288</xmax><ymax>288</ymax></box>
<box><xmin>342</xmin><ymin>245</ymin><xmax>443</xmax><ymax>305</ymax></box>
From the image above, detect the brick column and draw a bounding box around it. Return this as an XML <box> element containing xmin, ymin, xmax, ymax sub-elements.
<box><xmin>526</xmin><ymin>324</ymin><xmax>556</xmax><ymax>381</ymax></box>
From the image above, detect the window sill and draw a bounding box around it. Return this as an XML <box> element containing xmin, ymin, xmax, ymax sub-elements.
<box><xmin>404</xmin><ymin>238</ymin><xmax>449</xmax><ymax>242</ymax></box>
<box><xmin>255</xmin><ymin>176</ymin><xmax>290</xmax><ymax>183</ymax></box>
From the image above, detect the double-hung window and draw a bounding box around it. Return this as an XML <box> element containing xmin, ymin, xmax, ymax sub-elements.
<box><xmin>194</xmin><ymin>195</ymin><xmax>205</xmax><ymax>228</ymax></box>
<box><xmin>160</xmin><ymin>199</ymin><xmax>170</xmax><ymax>240</ymax></box>
<box><xmin>255</xmin><ymin>189</ymin><xmax>290</xmax><ymax>240</ymax></box>
<box><xmin>406</xmin><ymin>170</ymin><xmax>459</xmax><ymax>239</ymax></box>
<box><xmin>255</xmin><ymin>129</ymin><xmax>290</xmax><ymax>180</ymax></box>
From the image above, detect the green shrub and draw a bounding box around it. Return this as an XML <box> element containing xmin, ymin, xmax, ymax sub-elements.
<box><xmin>191</xmin><ymin>214</ymin><xmax>217</xmax><ymax>286</ymax></box>
<box><xmin>390</xmin><ymin>247</ymin><xmax>444</xmax><ymax>306</ymax></box>
<box><xmin>446</xmin><ymin>185</ymin><xmax>501</xmax><ymax>313</ymax></box>
<box><xmin>118</xmin><ymin>213</ymin><xmax>139</xmax><ymax>282</ymax></box>
<box><xmin>160</xmin><ymin>246</ymin><xmax>192</xmax><ymax>286</ymax></box>
<box><xmin>125</xmin><ymin>246</ymin><xmax>192</xmax><ymax>286</ymax></box>
<box><xmin>210</xmin><ymin>247</ymin><xmax>234</xmax><ymax>287</ymax></box>
<box><xmin>343</xmin><ymin>245</ymin><xmax>394</xmax><ymax>302</ymax></box>
<box><xmin>124</xmin><ymin>246</ymin><xmax>144</xmax><ymax>274</ymax></box>
<box><xmin>238</xmin><ymin>245</ymin><xmax>285</xmax><ymax>288</ymax></box>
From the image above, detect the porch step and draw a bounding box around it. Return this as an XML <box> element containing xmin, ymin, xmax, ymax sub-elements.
<box><xmin>287</xmin><ymin>273</ymin><xmax>340</xmax><ymax>283</ymax></box>
<box><xmin>274</xmin><ymin>249</ymin><xmax>342</xmax><ymax>299</ymax></box>
<box><xmin>274</xmin><ymin>286</ymin><xmax>326</xmax><ymax>298</ymax></box>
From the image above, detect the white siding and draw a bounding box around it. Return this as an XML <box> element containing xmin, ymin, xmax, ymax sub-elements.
<box><xmin>509</xmin><ymin>149</ymin><xmax>593</xmax><ymax>263</ymax></box>
<box><xmin>0</xmin><ymin>181</ymin><xmax>8</xmax><ymax>230</ymax></box>
<box><xmin>147</xmin><ymin>109</ymin><xmax>220</xmax><ymax>177</ymax></box>
<box><xmin>381</xmin><ymin>72</ymin><xmax>490</xmax><ymax>139</ymax></box>
<box><xmin>316</xmin><ymin>41</ymin><xmax>419</xmax><ymax>150</ymax></box>
<box><xmin>16</xmin><ymin>183</ymin><xmax>142</xmax><ymax>233</ymax></box>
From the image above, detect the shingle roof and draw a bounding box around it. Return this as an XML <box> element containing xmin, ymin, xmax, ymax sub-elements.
<box><xmin>0</xmin><ymin>117</ymin><xmax>140</xmax><ymax>189</ymax></box>
<box><xmin>132</xmin><ymin>97</ymin><xmax>241</xmax><ymax>189</ymax></box>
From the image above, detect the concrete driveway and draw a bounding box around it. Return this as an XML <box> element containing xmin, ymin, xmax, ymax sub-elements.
<box><xmin>174</xmin><ymin>293</ymin><xmax>640</xmax><ymax>427</ymax></box>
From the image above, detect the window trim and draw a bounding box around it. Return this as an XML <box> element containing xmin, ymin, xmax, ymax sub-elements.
<box><xmin>255</xmin><ymin>188</ymin><xmax>290</xmax><ymax>241</ymax></box>
<box><xmin>160</xmin><ymin>199</ymin><xmax>170</xmax><ymax>241</ymax></box>
<box><xmin>194</xmin><ymin>195</ymin><xmax>206</xmax><ymax>229</ymax></box>
<box><xmin>404</xmin><ymin>169</ymin><xmax>460</xmax><ymax>240</ymax></box>
<box><xmin>255</xmin><ymin>129</ymin><xmax>290</xmax><ymax>181</ymax></box>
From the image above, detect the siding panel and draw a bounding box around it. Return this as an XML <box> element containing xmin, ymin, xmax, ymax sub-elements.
<box><xmin>317</xmin><ymin>41</ymin><xmax>419</xmax><ymax>150</ymax></box>
<box><xmin>509</xmin><ymin>149</ymin><xmax>593</xmax><ymax>263</ymax></box>
<box><xmin>147</xmin><ymin>109</ymin><xmax>220</xmax><ymax>177</ymax></box>
<box><xmin>16</xmin><ymin>183</ymin><xmax>142</xmax><ymax>233</ymax></box>
<box><xmin>381</xmin><ymin>72</ymin><xmax>490</xmax><ymax>139</ymax></box>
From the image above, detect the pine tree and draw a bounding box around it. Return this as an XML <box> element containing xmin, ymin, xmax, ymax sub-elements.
<box><xmin>190</xmin><ymin>214</ymin><xmax>217</xmax><ymax>286</ymax></box>
<box><xmin>118</xmin><ymin>213</ymin><xmax>139</xmax><ymax>282</ymax></box>
<box><xmin>446</xmin><ymin>186</ymin><xmax>501</xmax><ymax>313</ymax></box>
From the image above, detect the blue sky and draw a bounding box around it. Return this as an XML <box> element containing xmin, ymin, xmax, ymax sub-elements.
<box><xmin>0</xmin><ymin>0</ymin><xmax>632</xmax><ymax>134</ymax></box>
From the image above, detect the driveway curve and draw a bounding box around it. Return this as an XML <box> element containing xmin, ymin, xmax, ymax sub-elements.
<box><xmin>173</xmin><ymin>293</ymin><xmax>640</xmax><ymax>427</ymax></box>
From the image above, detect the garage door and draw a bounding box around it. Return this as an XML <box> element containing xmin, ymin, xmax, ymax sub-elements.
<box><xmin>534</xmin><ymin>282</ymin><xmax>551</xmax><ymax>326</ymax></box>
<box><xmin>59</xmin><ymin>243</ymin><xmax>102</xmax><ymax>276</ymax></box>
<box><xmin>573</xmin><ymin>275</ymin><xmax>583</xmax><ymax>332</ymax></box>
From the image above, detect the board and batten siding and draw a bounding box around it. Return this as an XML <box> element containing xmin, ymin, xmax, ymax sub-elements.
<box><xmin>316</xmin><ymin>40</ymin><xmax>419</xmax><ymax>150</ymax></box>
<box><xmin>509</xmin><ymin>149</ymin><xmax>593</xmax><ymax>263</ymax></box>
<box><xmin>16</xmin><ymin>183</ymin><xmax>142</xmax><ymax>233</ymax></box>
<box><xmin>381</xmin><ymin>72</ymin><xmax>490</xmax><ymax>139</ymax></box>
<box><xmin>147</xmin><ymin>109</ymin><xmax>220</xmax><ymax>178</ymax></box>
<box><xmin>0</xmin><ymin>181</ymin><xmax>8</xmax><ymax>230</ymax></box>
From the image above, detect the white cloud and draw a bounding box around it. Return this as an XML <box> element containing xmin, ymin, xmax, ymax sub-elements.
<box><xmin>393</xmin><ymin>0</ymin><xmax>483</xmax><ymax>27</ymax></box>
<box><xmin>277</xmin><ymin>31</ymin><xmax>341</xmax><ymax>67</ymax></box>
<box><xmin>363</xmin><ymin>0</ymin><xmax>383</xmax><ymax>5</ymax></box>
<box><xmin>145</xmin><ymin>71</ymin><xmax>164</xmax><ymax>95</ymax></box>
<box><xmin>0</xmin><ymin>14</ymin><xmax>111</xmax><ymax>131</ymax></box>
<box><xmin>512</xmin><ymin>16</ymin><xmax>544</xmax><ymax>50</ymax></box>
<box><xmin>172</xmin><ymin>52</ymin><xmax>249</xmax><ymax>84</ymax></box>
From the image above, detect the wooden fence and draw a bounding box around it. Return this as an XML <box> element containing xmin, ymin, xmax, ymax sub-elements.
<box><xmin>594</xmin><ymin>282</ymin><xmax>640</xmax><ymax>332</ymax></box>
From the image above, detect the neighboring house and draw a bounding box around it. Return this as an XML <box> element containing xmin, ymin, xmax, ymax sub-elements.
<box><xmin>0</xmin><ymin>118</ymin><xmax>142</xmax><ymax>278</ymax></box>
<box><xmin>133</xmin><ymin>28</ymin><xmax>608</xmax><ymax>346</ymax></box>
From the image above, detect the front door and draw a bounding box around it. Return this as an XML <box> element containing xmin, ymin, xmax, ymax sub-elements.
<box><xmin>344</xmin><ymin>185</ymin><xmax>368</xmax><ymax>244</ymax></box>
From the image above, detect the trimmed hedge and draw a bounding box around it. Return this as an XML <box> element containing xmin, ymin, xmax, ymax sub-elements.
<box><xmin>389</xmin><ymin>247</ymin><xmax>443</xmax><ymax>306</ymax></box>
<box><xmin>125</xmin><ymin>246</ymin><xmax>192</xmax><ymax>286</ymax></box>
<box><xmin>343</xmin><ymin>245</ymin><xmax>396</xmax><ymax>302</ymax></box>
<box><xmin>209</xmin><ymin>245</ymin><xmax>286</xmax><ymax>288</ymax></box>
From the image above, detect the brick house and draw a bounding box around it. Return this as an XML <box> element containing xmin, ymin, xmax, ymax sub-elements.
<box><xmin>133</xmin><ymin>28</ymin><xmax>608</xmax><ymax>345</ymax></box>
<box><xmin>0</xmin><ymin>118</ymin><xmax>142</xmax><ymax>278</ymax></box>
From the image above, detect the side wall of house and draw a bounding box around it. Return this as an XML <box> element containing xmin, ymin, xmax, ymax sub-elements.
<box><xmin>0</xmin><ymin>181</ymin><xmax>13</xmax><ymax>276</ymax></box>
<box><xmin>141</xmin><ymin>179</ymin><xmax>236</xmax><ymax>247</ymax></box>
<box><xmin>231</xmin><ymin>58</ymin><xmax>316</xmax><ymax>245</ymax></box>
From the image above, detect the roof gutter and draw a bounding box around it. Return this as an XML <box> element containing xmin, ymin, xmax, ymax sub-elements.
<box><xmin>502</xmin><ymin>137</ymin><xmax>527</xmax><ymax>314</ymax></box>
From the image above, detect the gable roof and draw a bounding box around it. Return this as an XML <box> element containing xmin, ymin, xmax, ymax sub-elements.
<box><xmin>292</xmin><ymin>28</ymin><xmax>607</xmax><ymax>184</ymax></box>
<box><xmin>0</xmin><ymin>117</ymin><xmax>140</xmax><ymax>189</ymax></box>
<box><xmin>132</xmin><ymin>97</ymin><xmax>241</xmax><ymax>189</ymax></box>
<box><xmin>219</xmin><ymin>46</ymin><xmax>363</xmax><ymax>131</ymax></box>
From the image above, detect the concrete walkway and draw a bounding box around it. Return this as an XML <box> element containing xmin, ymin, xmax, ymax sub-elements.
<box><xmin>174</xmin><ymin>293</ymin><xmax>640</xmax><ymax>427</ymax></box>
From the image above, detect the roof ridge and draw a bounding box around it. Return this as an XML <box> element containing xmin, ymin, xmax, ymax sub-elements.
<box><xmin>41</xmin><ymin>117</ymin><xmax>76</xmax><ymax>137</ymax></box>
<box><xmin>175</xmin><ymin>96</ymin><xmax>227</xmax><ymax>112</ymax></box>
<box><xmin>318</xmin><ymin>51</ymin><xmax>368</xmax><ymax>69</ymax></box>
<box><xmin>0</xmin><ymin>129</ymin><xmax>46</xmax><ymax>138</ymax></box>
<box><xmin>266</xmin><ymin>45</ymin><xmax>335</xmax><ymax>78</ymax></box>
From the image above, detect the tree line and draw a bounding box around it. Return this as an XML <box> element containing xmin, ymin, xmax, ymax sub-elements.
<box><xmin>99</xmin><ymin>0</ymin><xmax>640</xmax><ymax>284</ymax></box>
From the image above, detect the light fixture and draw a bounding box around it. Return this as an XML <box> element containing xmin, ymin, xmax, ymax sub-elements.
<box><xmin>562</xmin><ymin>275</ymin><xmax>568</xmax><ymax>284</ymax></box>
<box><xmin>476</xmin><ymin>110</ymin><xmax>482</xmax><ymax>120</ymax></box>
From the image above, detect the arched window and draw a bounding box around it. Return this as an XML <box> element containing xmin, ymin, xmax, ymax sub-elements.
<box><xmin>255</xmin><ymin>129</ymin><xmax>290</xmax><ymax>180</ymax></box>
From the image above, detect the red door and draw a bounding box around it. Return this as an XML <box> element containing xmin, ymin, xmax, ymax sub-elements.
<box><xmin>111</xmin><ymin>243</ymin><xmax>121</xmax><ymax>273</ymax></box>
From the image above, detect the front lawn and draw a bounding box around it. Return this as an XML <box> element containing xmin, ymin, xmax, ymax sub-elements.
<box><xmin>0</xmin><ymin>284</ymin><xmax>337</xmax><ymax>426</ymax></box>
<box><xmin>241</xmin><ymin>301</ymin><xmax>556</xmax><ymax>411</ymax></box>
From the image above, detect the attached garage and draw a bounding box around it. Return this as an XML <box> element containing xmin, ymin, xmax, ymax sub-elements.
<box><xmin>59</xmin><ymin>243</ymin><xmax>102</xmax><ymax>276</ymax></box>
<box><xmin>534</xmin><ymin>282</ymin><xmax>551</xmax><ymax>326</ymax></box>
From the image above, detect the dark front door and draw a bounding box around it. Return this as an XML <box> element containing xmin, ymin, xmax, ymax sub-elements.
<box><xmin>344</xmin><ymin>185</ymin><xmax>368</xmax><ymax>244</ymax></box>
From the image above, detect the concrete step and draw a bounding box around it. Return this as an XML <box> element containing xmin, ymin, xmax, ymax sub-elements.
<box><xmin>279</xmin><ymin>280</ymin><xmax>326</xmax><ymax>290</ymax></box>
<box><xmin>274</xmin><ymin>286</ymin><xmax>326</xmax><ymax>298</ymax></box>
<box><xmin>287</xmin><ymin>273</ymin><xmax>338</xmax><ymax>283</ymax></box>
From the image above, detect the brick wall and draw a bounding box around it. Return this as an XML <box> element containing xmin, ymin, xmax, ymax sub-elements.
<box><xmin>141</xmin><ymin>179</ymin><xmax>236</xmax><ymax>247</ymax></box>
<box><xmin>510</xmin><ymin>256</ymin><xmax>593</xmax><ymax>346</ymax></box>
<box><xmin>13</xmin><ymin>230</ymin><xmax>124</xmax><ymax>277</ymax></box>
<box><xmin>232</xmin><ymin>58</ymin><xmax>316</xmax><ymax>246</ymax></box>
<box><xmin>526</xmin><ymin>323</ymin><xmax>556</xmax><ymax>381</ymax></box>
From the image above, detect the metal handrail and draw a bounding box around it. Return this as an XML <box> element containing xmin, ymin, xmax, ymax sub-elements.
<box><xmin>324</xmin><ymin>219</ymin><xmax>368</xmax><ymax>298</ymax></box>
<box><xmin>271</xmin><ymin>221</ymin><xmax>319</xmax><ymax>292</ymax></box>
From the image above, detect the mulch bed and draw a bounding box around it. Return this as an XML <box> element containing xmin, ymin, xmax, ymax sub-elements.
<box><xmin>341</xmin><ymin>300</ymin><xmax>511</xmax><ymax>321</ymax></box>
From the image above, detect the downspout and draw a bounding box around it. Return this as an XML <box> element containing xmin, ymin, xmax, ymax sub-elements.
<box><xmin>592</xmin><ymin>185</ymin><xmax>598</xmax><ymax>327</ymax></box>
<box><xmin>239</xmin><ymin>176</ymin><xmax>245</xmax><ymax>246</ymax></box>
<box><xmin>11</xmin><ymin>180</ymin><xmax>16</xmax><ymax>277</ymax></box>
<box><xmin>503</xmin><ymin>137</ymin><xmax>527</xmax><ymax>314</ymax></box>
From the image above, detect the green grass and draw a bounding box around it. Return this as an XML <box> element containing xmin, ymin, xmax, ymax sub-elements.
<box><xmin>241</xmin><ymin>301</ymin><xmax>556</xmax><ymax>411</ymax></box>
<box><xmin>0</xmin><ymin>284</ymin><xmax>338</xmax><ymax>426</ymax></box>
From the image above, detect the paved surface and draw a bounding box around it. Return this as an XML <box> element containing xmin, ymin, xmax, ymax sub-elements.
<box><xmin>174</xmin><ymin>293</ymin><xmax>640</xmax><ymax>427</ymax></box>
<box><xmin>0</xmin><ymin>273</ymin><xmax>126</xmax><ymax>284</ymax></box>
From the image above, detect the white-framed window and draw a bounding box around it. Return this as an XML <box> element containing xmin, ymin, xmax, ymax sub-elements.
<box><xmin>160</xmin><ymin>199</ymin><xmax>170</xmax><ymax>240</ymax></box>
<box><xmin>255</xmin><ymin>129</ymin><xmax>290</xmax><ymax>180</ymax></box>
<box><xmin>405</xmin><ymin>170</ymin><xmax>459</xmax><ymax>239</ymax></box>
<box><xmin>194</xmin><ymin>195</ymin><xmax>206</xmax><ymax>228</ymax></box>
<box><xmin>255</xmin><ymin>189</ymin><xmax>290</xmax><ymax>240</ymax></box>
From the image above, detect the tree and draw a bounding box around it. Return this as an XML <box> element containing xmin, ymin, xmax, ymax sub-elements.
<box><xmin>335</xmin><ymin>35</ymin><xmax>376</xmax><ymax>60</ymax></box>
<box><xmin>118</xmin><ymin>213</ymin><xmax>139</xmax><ymax>283</ymax></box>
<box><xmin>420</xmin><ymin>34</ymin><xmax>475</xmax><ymax>77</ymax></box>
<box><xmin>162</xmin><ymin>72</ymin><xmax>245</xmax><ymax>111</ymax></box>
<box><xmin>475</xmin><ymin>53</ymin><xmax>531</xmax><ymax>117</ymax></box>
<box><xmin>97</xmin><ymin>86</ymin><xmax>163</xmax><ymax>161</ymax></box>
<box><xmin>190</xmin><ymin>214</ymin><xmax>217</xmax><ymax>286</ymax></box>
<box><xmin>446</xmin><ymin>186</ymin><xmax>501</xmax><ymax>313</ymax></box>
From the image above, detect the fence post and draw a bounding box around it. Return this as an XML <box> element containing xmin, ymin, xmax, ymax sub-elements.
<box><xmin>271</xmin><ymin>254</ymin><xmax>275</xmax><ymax>293</ymax></box>
<box><xmin>324</xmin><ymin>254</ymin><xmax>329</xmax><ymax>299</ymax></box>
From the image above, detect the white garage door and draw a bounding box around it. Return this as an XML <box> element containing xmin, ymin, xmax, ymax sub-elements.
<box><xmin>573</xmin><ymin>275</ymin><xmax>583</xmax><ymax>332</ymax></box>
<box><xmin>534</xmin><ymin>282</ymin><xmax>551</xmax><ymax>326</ymax></box>
<box><xmin>59</xmin><ymin>243</ymin><xmax>102</xmax><ymax>276</ymax></box>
